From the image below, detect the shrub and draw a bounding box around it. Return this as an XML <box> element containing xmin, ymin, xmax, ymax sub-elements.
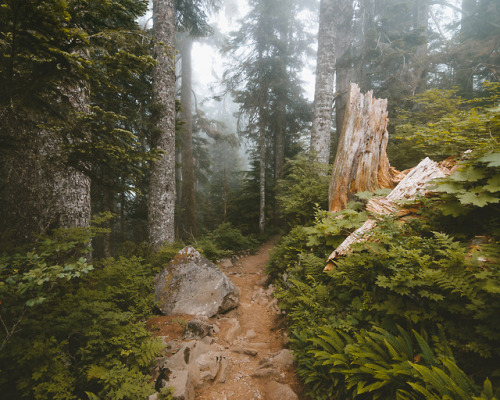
<box><xmin>0</xmin><ymin>228</ymin><xmax>163</xmax><ymax>399</ymax></box>
<box><xmin>277</xmin><ymin>155</ymin><xmax>331</xmax><ymax>227</ymax></box>
<box><xmin>195</xmin><ymin>222</ymin><xmax>259</xmax><ymax>261</ymax></box>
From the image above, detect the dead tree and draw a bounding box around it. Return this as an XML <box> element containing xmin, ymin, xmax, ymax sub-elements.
<box><xmin>328</xmin><ymin>83</ymin><xmax>396</xmax><ymax>212</ymax></box>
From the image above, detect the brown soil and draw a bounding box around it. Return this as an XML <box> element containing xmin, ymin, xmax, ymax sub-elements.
<box><xmin>148</xmin><ymin>238</ymin><xmax>306</xmax><ymax>400</ymax></box>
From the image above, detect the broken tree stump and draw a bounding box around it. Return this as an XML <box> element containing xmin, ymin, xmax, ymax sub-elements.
<box><xmin>328</xmin><ymin>83</ymin><xmax>397</xmax><ymax>213</ymax></box>
<box><xmin>325</xmin><ymin>157</ymin><xmax>453</xmax><ymax>270</ymax></box>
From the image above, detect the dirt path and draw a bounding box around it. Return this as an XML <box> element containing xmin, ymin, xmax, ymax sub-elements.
<box><xmin>195</xmin><ymin>238</ymin><xmax>304</xmax><ymax>400</ymax></box>
<box><xmin>148</xmin><ymin>238</ymin><xmax>304</xmax><ymax>400</ymax></box>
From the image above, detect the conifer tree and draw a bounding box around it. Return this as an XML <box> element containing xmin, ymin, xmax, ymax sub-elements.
<box><xmin>224</xmin><ymin>0</ymin><xmax>311</xmax><ymax>234</ymax></box>
<box><xmin>0</xmin><ymin>0</ymin><xmax>151</xmax><ymax>245</ymax></box>
<box><xmin>149</xmin><ymin>0</ymin><xmax>177</xmax><ymax>250</ymax></box>
<box><xmin>179</xmin><ymin>34</ymin><xmax>198</xmax><ymax>238</ymax></box>
<box><xmin>310</xmin><ymin>0</ymin><xmax>336</xmax><ymax>164</ymax></box>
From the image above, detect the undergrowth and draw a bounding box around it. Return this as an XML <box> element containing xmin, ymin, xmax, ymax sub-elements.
<box><xmin>0</xmin><ymin>223</ymin><xmax>165</xmax><ymax>399</ymax></box>
<box><xmin>269</xmin><ymin>148</ymin><xmax>500</xmax><ymax>399</ymax></box>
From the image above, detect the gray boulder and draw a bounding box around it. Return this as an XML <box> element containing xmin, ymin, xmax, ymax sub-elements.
<box><xmin>154</xmin><ymin>247</ymin><xmax>240</xmax><ymax>317</ymax></box>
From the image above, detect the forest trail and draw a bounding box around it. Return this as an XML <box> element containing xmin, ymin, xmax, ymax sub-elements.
<box><xmin>195</xmin><ymin>237</ymin><xmax>304</xmax><ymax>400</ymax></box>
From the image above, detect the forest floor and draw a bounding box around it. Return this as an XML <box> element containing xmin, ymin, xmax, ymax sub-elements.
<box><xmin>148</xmin><ymin>238</ymin><xmax>305</xmax><ymax>400</ymax></box>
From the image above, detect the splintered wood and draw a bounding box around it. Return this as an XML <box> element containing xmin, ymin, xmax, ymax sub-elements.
<box><xmin>328</xmin><ymin>83</ymin><xmax>397</xmax><ymax>213</ymax></box>
<box><xmin>325</xmin><ymin>157</ymin><xmax>452</xmax><ymax>271</ymax></box>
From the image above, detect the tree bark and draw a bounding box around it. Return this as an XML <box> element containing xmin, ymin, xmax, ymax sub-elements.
<box><xmin>273</xmin><ymin>6</ymin><xmax>289</xmax><ymax>226</ymax></box>
<box><xmin>149</xmin><ymin>0</ymin><xmax>177</xmax><ymax>250</ymax></box>
<box><xmin>310</xmin><ymin>0</ymin><xmax>336</xmax><ymax>164</ymax></box>
<box><xmin>0</xmin><ymin>84</ymin><xmax>91</xmax><ymax>244</ymax></box>
<box><xmin>411</xmin><ymin>0</ymin><xmax>430</xmax><ymax>95</ymax></box>
<box><xmin>358</xmin><ymin>0</ymin><xmax>375</xmax><ymax>92</ymax></box>
<box><xmin>334</xmin><ymin>0</ymin><xmax>354</xmax><ymax>139</ymax></box>
<box><xmin>328</xmin><ymin>83</ymin><xmax>396</xmax><ymax>212</ymax></box>
<box><xmin>259</xmin><ymin>115</ymin><xmax>266</xmax><ymax>235</ymax></box>
<box><xmin>180</xmin><ymin>35</ymin><xmax>197</xmax><ymax>238</ymax></box>
<box><xmin>457</xmin><ymin>0</ymin><xmax>477</xmax><ymax>97</ymax></box>
<box><xmin>325</xmin><ymin>157</ymin><xmax>453</xmax><ymax>269</ymax></box>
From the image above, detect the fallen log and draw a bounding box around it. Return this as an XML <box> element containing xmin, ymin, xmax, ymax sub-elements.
<box><xmin>325</xmin><ymin>157</ymin><xmax>453</xmax><ymax>271</ymax></box>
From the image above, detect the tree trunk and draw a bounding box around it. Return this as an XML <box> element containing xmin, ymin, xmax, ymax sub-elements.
<box><xmin>274</xmin><ymin>8</ymin><xmax>289</xmax><ymax>226</ymax></box>
<box><xmin>149</xmin><ymin>0</ymin><xmax>177</xmax><ymax>250</ymax></box>
<box><xmin>325</xmin><ymin>157</ymin><xmax>453</xmax><ymax>269</ymax></box>
<box><xmin>457</xmin><ymin>0</ymin><xmax>477</xmax><ymax>97</ymax></box>
<box><xmin>358</xmin><ymin>0</ymin><xmax>375</xmax><ymax>92</ymax></box>
<box><xmin>258</xmin><ymin>116</ymin><xmax>266</xmax><ymax>235</ymax></box>
<box><xmin>180</xmin><ymin>35</ymin><xmax>197</xmax><ymax>238</ymax></box>
<box><xmin>328</xmin><ymin>83</ymin><xmax>396</xmax><ymax>212</ymax></box>
<box><xmin>334</xmin><ymin>0</ymin><xmax>355</xmax><ymax>139</ymax></box>
<box><xmin>310</xmin><ymin>0</ymin><xmax>336</xmax><ymax>164</ymax></box>
<box><xmin>0</xmin><ymin>86</ymin><xmax>91</xmax><ymax>244</ymax></box>
<box><xmin>411</xmin><ymin>0</ymin><xmax>429</xmax><ymax>95</ymax></box>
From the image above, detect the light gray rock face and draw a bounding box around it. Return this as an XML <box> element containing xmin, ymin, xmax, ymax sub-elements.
<box><xmin>154</xmin><ymin>246</ymin><xmax>240</xmax><ymax>317</ymax></box>
<box><xmin>167</xmin><ymin>370</ymin><xmax>194</xmax><ymax>400</ymax></box>
<box><xmin>155</xmin><ymin>339</ymin><xmax>229</xmax><ymax>396</ymax></box>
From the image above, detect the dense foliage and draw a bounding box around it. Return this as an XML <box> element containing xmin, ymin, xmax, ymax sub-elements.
<box><xmin>1</xmin><ymin>0</ymin><xmax>499</xmax><ymax>398</ymax></box>
<box><xmin>0</xmin><ymin>224</ymin><xmax>164</xmax><ymax>399</ymax></box>
<box><xmin>390</xmin><ymin>83</ymin><xmax>500</xmax><ymax>169</ymax></box>
<box><xmin>268</xmin><ymin>147</ymin><xmax>500</xmax><ymax>399</ymax></box>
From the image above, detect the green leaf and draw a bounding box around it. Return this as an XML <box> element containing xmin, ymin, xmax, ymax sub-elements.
<box><xmin>451</xmin><ymin>166</ymin><xmax>487</xmax><ymax>182</ymax></box>
<box><xmin>483</xmin><ymin>175</ymin><xmax>500</xmax><ymax>192</ymax></box>
<box><xmin>413</xmin><ymin>330</ymin><xmax>436</xmax><ymax>365</ymax></box>
<box><xmin>478</xmin><ymin>152</ymin><xmax>500</xmax><ymax>167</ymax></box>
<box><xmin>457</xmin><ymin>192</ymin><xmax>499</xmax><ymax>207</ymax></box>
<box><xmin>435</xmin><ymin>182</ymin><xmax>466</xmax><ymax>194</ymax></box>
<box><xmin>482</xmin><ymin>378</ymin><xmax>494</xmax><ymax>398</ymax></box>
<box><xmin>85</xmin><ymin>392</ymin><xmax>100</xmax><ymax>400</ymax></box>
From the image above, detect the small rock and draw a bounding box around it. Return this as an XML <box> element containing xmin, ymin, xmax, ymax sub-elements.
<box><xmin>184</xmin><ymin>317</ymin><xmax>212</xmax><ymax>339</ymax></box>
<box><xmin>257</xmin><ymin>297</ymin><xmax>269</xmax><ymax>306</ymax></box>
<box><xmin>219</xmin><ymin>318</ymin><xmax>240</xmax><ymax>343</ymax></box>
<box><xmin>231</xmin><ymin>348</ymin><xmax>258</xmax><ymax>357</ymax></box>
<box><xmin>265</xmin><ymin>284</ymin><xmax>275</xmax><ymax>297</ymax></box>
<box><xmin>216</xmin><ymin>356</ymin><xmax>230</xmax><ymax>383</ymax></box>
<box><xmin>263</xmin><ymin>381</ymin><xmax>298</xmax><ymax>400</ymax></box>
<box><xmin>271</xmin><ymin>349</ymin><xmax>294</xmax><ymax>366</ymax></box>
<box><xmin>218</xmin><ymin>258</ymin><xmax>233</xmax><ymax>269</ymax></box>
<box><xmin>192</xmin><ymin>351</ymin><xmax>221</xmax><ymax>386</ymax></box>
<box><xmin>247</xmin><ymin>342</ymin><xmax>269</xmax><ymax>349</ymax></box>
<box><xmin>251</xmin><ymin>367</ymin><xmax>279</xmax><ymax>378</ymax></box>
<box><xmin>245</xmin><ymin>328</ymin><xmax>256</xmax><ymax>339</ymax></box>
<box><xmin>256</xmin><ymin>275</ymin><xmax>271</xmax><ymax>287</ymax></box>
<box><xmin>267</xmin><ymin>298</ymin><xmax>280</xmax><ymax>314</ymax></box>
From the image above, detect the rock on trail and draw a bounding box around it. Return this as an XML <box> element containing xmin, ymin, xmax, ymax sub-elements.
<box><xmin>148</xmin><ymin>238</ymin><xmax>304</xmax><ymax>400</ymax></box>
<box><xmin>154</xmin><ymin>246</ymin><xmax>240</xmax><ymax>317</ymax></box>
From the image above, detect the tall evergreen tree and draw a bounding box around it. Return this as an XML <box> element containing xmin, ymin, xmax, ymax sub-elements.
<box><xmin>353</xmin><ymin>0</ymin><xmax>431</xmax><ymax>104</ymax></box>
<box><xmin>0</xmin><ymin>0</ymin><xmax>150</xmax><ymax>245</ymax></box>
<box><xmin>149</xmin><ymin>0</ymin><xmax>177</xmax><ymax>250</ymax></box>
<box><xmin>334</xmin><ymin>0</ymin><xmax>355</xmax><ymax>138</ymax></box>
<box><xmin>454</xmin><ymin>0</ymin><xmax>500</xmax><ymax>97</ymax></box>
<box><xmin>179</xmin><ymin>34</ymin><xmax>198</xmax><ymax>237</ymax></box>
<box><xmin>310</xmin><ymin>0</ymin><xmax>336</xmax><ymax>164</ymax></box>
<box><xmin>176</xmin><ymin>1</ymin><xmax>219</xmax><ymax>238</ymax></box>
<box><xmin>224</xmin><ymin>0</ymin><xmax>311</xmax><ymax>234</ymax></box>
